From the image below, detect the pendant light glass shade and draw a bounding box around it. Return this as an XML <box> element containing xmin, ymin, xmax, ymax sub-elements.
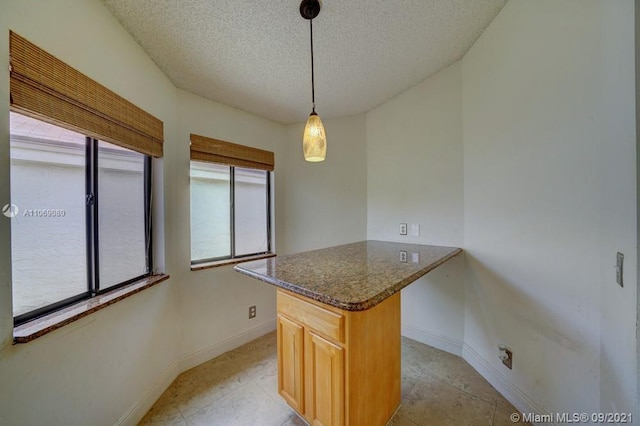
<box><xmin>303</xmin><ymin>111</ymin><xmax>326</xmax><ymax>162</ymax></box>
<box><xmin>300</xmin><ymin>0</ymin><xmax>325</xmax><ymax>163</ymax></box>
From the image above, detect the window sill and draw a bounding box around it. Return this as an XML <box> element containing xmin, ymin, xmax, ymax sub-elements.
<box><xmin>13</xmin><ymin>274</ymin><xmax>170</xmax><ymax>344</ymax></box>
<box><xmin>191</xmin><ymin>253</ymin><xmax>276</xmax><ymax>271</ymax></box>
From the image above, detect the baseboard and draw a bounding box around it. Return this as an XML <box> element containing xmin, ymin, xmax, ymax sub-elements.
<box><xmin>402</xmin><ymin>325</ymin><xmax>463</xmax><ymax>356</ymax></box>
<box><xmin>117</xmin><ymin>318</ymin><xmax>276</xmax><ymax>426</ymax></box>
<box><xmin>462</xmin><ymin>343</ymin><xmax>548</xmax><ymax>422</ymax></box>
<box><xmin>116</xmin><ymin>358</ymin><xmax>181</xmax><ymax>426</ymax></box>
<box><xmin>178</xmin><ymin>318</ymin><xmax>277</xmax><ymax>372</ymax></box>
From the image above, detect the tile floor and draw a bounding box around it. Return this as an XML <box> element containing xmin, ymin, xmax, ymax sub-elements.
<box><xmin>140</xmin><ymin>332</ymin><xmax>529</xmax><ymax>425</ymax></box>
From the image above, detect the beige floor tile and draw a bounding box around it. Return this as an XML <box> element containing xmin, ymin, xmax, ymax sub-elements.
<box><xmin>280</xmin><ymin>411</ymin><xmax>309</xmax><ymax>426</ymax></box>
<box><xmin>387</xmin><ymin>409</ymin><xmax>422</xmax><ymax>426</ymax></box>
<box><xmin>139</xmin><ymin>401</ymin><xmax>184</xmax><ymax>425</ymax></box>
<box><xmin>140</xmin><ymin>333</ymin><xmax>524</xmax><ymax>426</ymax></box>
<box><xmin>401</xmin><ymin>337</ymin><xmax>441</xmax><ymax>374</ymax></box>
<box><xmin>226</xmin><ymin>332</ymin><xmax>277</xmax><ymax>367</ymax></box>
<box><xmin>139</xmin><ymin>389</ymin><xmax>185</xmax><ymax>425</ymax></box>
<box><xmin>401</xmin><ymin>362</ymin><xmax>420</xmax><ymax>400</ymax></box>
<box><xmin>184</xmin><ymin>382</ymin><xmax>292</xmax><ymax>426</ymax></box>
<box><xmin>493</xmin><ymin>405</ymin><xmax>531</xmax><ymax>426</ymax></box>
<box><xmin>400</xmin><ymin>374</ymin><xmax>495</xmax><ymax>426</ymax></box>
<box><xmin>252</xmin><ymin>354</ymin><xmax>279</xmax><ymax>396</ymax></box>
<box><xmin>173</xmin><ymin>355</ymin><xmax>252</xmax><ymax>418</ymax></box>
<box><xmin>425</xmin><ymin>353</ymin><xmax>501</xmax><ymax>403</ymax></box>
<box><xmin>495</xmin><ymin>396</ymin><xmax>519</xmax><ymax>413</ymax></box>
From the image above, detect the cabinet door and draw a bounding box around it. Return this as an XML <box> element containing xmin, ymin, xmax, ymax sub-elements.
<box><xmin>305</xmin><ymin>331</ymin><xmax>344</xmax><ymax>426</ymax></box>
<box><xmin>277</xmin><ymin>315</ymin><xmax>304</xmax><ymax>412</ymax></box>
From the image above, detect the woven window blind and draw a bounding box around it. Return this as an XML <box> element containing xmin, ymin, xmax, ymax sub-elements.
<box><xmin>9</xmin><ymin>31</ymin><xmax>164</xmax><ymax>157</ymax></box>
<box><xmin>190</xmin><ymin>134</ymin><xmax>274</xmax><ymax>171</ymax></box>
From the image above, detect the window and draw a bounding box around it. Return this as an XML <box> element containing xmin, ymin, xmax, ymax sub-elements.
<box><xmin>97</xmin><ymin>141</ymin><xmax>151</xmax><ymax>289</ymax></box>
<box><xmin>234</xmin><ymin>167</ymin><xmax>269</xmax><ymax>256</ymax></box>
<box><xmin>8</xmin><ymin>32</ymin><xmax>164</xmax><ymax>328</ymax></box>
<box><xmin>189</xmin><ymin>134</ymin><xmax>274</xmax><ymax>266</ymax></box>
<box><xmin>10</xmin><ymin>112</ymin><xmax>152</xmax><ymax>323</ymax></box>
<box><xmin>191</xmin><ymin>162</ymin><xmax>231</xmax><ymax>260</ymax></box>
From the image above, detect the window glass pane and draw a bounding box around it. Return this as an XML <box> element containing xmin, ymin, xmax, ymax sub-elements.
<box><xmin>235</xmin><ymin>167</ymin><xmax>268</xmax><ymax>256</ymax></box>
<box><xmin>191</xmin><ymin>162</ymin><xmax>231</xmax><ymax>261</ymax></box>
<box><xmin>98</xmin><ymin>141</ymin><xmax>148</xmax><ymax>289</ymax></box>
<box><xmin>9</xmin><ymin>112</ymin><xmax>87</xmax><ymax>317</ymax></box>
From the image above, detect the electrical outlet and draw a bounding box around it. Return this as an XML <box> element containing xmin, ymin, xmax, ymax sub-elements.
<box><xmin>400</xmin><ymin>251</ymin><xmax>407</xmax><ymax>263</ymax></box>
<box><xmin>249</xmin><ymin>305</ymin><xmax>256</xmax><ymax>319</ymax></box>
<box><xmin>498</xmin><ymin>345</ymin><xmax>512</xmax><ymax>369</ymax></box>
<box><xmin>400</xmin><ymin>223</ymin><xmax>407</xmax><ymax>235</ymax></box>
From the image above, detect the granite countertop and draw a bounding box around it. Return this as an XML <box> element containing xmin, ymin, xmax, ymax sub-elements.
<box><xmin>234</xmin><ymin>240</ymin><xmax>462</xmax><ymax>311</ymax></box>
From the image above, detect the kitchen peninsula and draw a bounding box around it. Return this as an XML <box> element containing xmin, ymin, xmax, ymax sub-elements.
<box><xmin>234</xmin><ymin>240</ymin><xmax>462</xmax><ymax>426</ymax></box>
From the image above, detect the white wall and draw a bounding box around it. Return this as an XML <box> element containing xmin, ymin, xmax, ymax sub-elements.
<box><xmin>0</xmin><ymin>2</ymin><xmax>289</xmax><ymax>425</ymax></box>
<box><xmin>0</xmin><ymin>1</ymin><xmax>181</xmax><ymax>425</ymax></box>
<box><xmin>283</xmin><ymin>114</ymin><xmax>368</xmax><ymax>254</ymax></box>
<box><xmin>0</xmin><ymin>1</ymin><xmax>369</xmax><ymax>423</ymax></box>
<box><xmin>462</xmin><ymin>0</ymin><xmax>637</xmax><ymax>416</ymax></box>
<box><xmin>364</xmin><ymin>0</ymin><xmax>637</xmax><ymax>416</ymax></box>
<box><xmin>175</xmin><ymin>89</ymin><xmax>286</xmax><ymax>366</ymax></box>
<box><xmin>597</xmin><ymin>2</ymin><xmax>637</xmax><ymax>415</ymax></box>
<box><xmin>636</xmin><ymin>0</ymin><xmax>640</xmax><ymax>414</ymax></box>
<box><xmin>366</xmin><ymin>62</ymin><xmax>465</xmax><ymax>354</ymax></box>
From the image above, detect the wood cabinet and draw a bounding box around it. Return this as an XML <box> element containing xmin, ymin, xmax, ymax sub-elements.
<box><xmin>276</xmin><ymin>289</ymin><xmax>400</xmax><ymax>426</ymax></box>
<box><xmin>277</xmin><ymin>315</ymin><xmax>304</xmax><ymax>412</ymax></box>
<box><xmin>305</xmin><ymin>331</ymin><xmax>344</xmax><ymax>426</ymax></box>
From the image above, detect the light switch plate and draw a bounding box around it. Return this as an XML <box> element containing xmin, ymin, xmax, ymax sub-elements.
<box><xmin>411</xmin><ymin>224</ymin><xmax>420</xmax><ymax>236</ymax></box>
<box><xmin>616</xmin><ymin>252</ymin><xmax>624</xmax><ymax>287</ymax></box>
<box><xmin>400</xmin><ymin>223</ymin><xmax>407</xmax><ymax>235</ymax></box>
<box><xmin>412</xmin><ymin>252</ymin><xmax>420</xmax><ymax>263</ymax></box>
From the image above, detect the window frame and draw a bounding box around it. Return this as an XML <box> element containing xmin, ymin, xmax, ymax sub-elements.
<box><xmin>190</xmin><ymin>162</ymin><xmax>272</xmax><ymax>266</ymax></box>
<box><xmin>11</xmin><ymin>128</ymin><xmax>153</xmax><ymax>326</ymax></box>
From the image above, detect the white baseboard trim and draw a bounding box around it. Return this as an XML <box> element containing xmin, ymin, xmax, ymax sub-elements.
<box><xmin>402</xmin><ymin>325</ymin><xmax>463</xmax><ymax>356</ymax></box>
<box><xmin>118</xmin><ymin>318</ymin><xmax>276</xmax><ymax>426</ymax></box>
<box><xmin>178</xmin><ymin>318</ymin><xmax>277</xmax><ymax>372</ymax></box>
<box><xmin>462</xmin><ymin>343</ymin><xmax>548</xmax><ymax>423</ymax></box>
<box><xmin>116</xmin><ymin>358</ymin><xmax>181</xmax><ymax>426</ymax></box>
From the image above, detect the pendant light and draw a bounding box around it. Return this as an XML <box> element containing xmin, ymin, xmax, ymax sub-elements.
<box><xmin>300</xmin><ymin>0</ymin><xmax>326</xmax><ymax>162</ymax></box>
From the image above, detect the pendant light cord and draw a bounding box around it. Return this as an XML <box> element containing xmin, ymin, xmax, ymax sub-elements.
<box><xmin>310</xmin><ymin>18</ymin><xmax>315</xmax><ymax>112</ymax></box>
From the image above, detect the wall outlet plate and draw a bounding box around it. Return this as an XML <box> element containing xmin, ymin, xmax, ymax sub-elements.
<box><xmin>249</xmin><ymin>305</ymin><xmax>256</xmax><ymax>319</ymax></box>
<box><xmin>498</xmin><ymin>345</ymin><xmax>512</xmax><ymax>369</ymax></box>
<box><xmin>400</xmin><ymin>223</ymin><xmax>407</xmax><ymax>235</ymax></box>
<box><xmin>400</xmin><ymin>250</ymin><xmax>407</xmax><ymax>263</ymax></box>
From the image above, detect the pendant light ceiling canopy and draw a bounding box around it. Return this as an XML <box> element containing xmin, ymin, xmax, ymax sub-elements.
<box><xmin>300</xmin><ymin>0</ymin><xmax>326</xmax><ymax>163</ymax></box>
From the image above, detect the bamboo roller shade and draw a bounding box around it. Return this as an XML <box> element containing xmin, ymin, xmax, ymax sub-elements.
<box><xmin>190</xmin><ymin>134</ymin><xmax>274</xmax><ymax>171</ymax></box>
<box><xmin>9</xmin><ymin>31</ymin><xmax>164</xmax><ymax>157</ymax></box>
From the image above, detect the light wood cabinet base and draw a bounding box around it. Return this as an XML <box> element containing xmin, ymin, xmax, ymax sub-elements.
<box><xmin>277</xmin><ymin>289</ymin><xmax>401</xmax><ymax>426</ymax></box>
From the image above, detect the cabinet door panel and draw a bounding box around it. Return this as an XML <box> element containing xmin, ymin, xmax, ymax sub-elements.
<box><xmin>305</xmin><ymin>331</ymin><xmax>344</xmax><ymax>426</ymax></box>
<box><xmin>277</xmin><ymin>314</ymin><xmax>304</xmax><ymax>412</ymax></box>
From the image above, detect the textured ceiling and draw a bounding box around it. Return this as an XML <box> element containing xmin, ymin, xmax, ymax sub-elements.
<box><xmin>102</xmin><ymin>0</ymin><xmax>507</xmax><ymax>124</ymax></box>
